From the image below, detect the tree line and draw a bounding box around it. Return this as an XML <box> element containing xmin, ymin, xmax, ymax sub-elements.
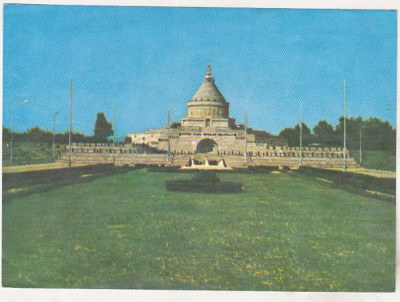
<box><xmin>279</xmin><ymin>116</ymin><xmax>396</xmax><ymax>152</ymax></box>
<box><xmin>3</xmin><ymin>112</ymin><xmax>113</xmax><ymax>144</ymax></box>
<box><xmin>3</xmin><ymin>113</ymin><xmax>396</xmax><ymax>152</ymax></box>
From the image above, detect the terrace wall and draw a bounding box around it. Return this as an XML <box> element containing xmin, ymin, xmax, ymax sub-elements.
<box><xmin>61</xmin><ymin>143</ymin><xmax>359</xmax><ymax>169</ymax></box>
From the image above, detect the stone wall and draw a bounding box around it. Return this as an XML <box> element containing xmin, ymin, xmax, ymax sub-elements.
<box><xmin>62</xmin><ymin>143</ymin><xmax>359</xmax><ymax>169</ymax></box>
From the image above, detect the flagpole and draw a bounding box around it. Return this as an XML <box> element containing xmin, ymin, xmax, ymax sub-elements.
<box><xmin>244</xmin><ymin>111</ymin><xmax>248</xmax><ymax>163</ymax></box>
<box><xmin>343</xmin><ymin>79</ymin><xmax>347</xmax><ymax>173</ymax></box>
<box><xmin>359</xmin><ymin>124</ymin><xmax>362</xmax><ymax>166</ymax></box>
<box><xmin>299</xmin><ymin>103</ymin><xmax>303</xmax><ymax>166</ymax></box>
<box><xmin>113</xmin><ymin>101</ymin><xmax>116</xmax><ymax>165</ymax></box>
<box><xmin>167</xmin><ymin>108</ymin><xmax>171</xmax><ymax>162</ymax></box>
<box><xmin>68</xmin><ymin>78</ymin><xmax>73</xmax><ymax>168</ymax></box>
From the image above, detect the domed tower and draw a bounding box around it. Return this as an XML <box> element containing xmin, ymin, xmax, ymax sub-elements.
<box><xmin>181</xmin><ymin>65</ymin><xmax>235</xmax><ymax>128</ymax></box>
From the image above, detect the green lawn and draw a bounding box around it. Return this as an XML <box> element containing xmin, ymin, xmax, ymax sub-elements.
<box><xmin>2</xmin><ymin>169</ymin><xmax>396</xmax><ymax>291</ymax></box>
<box><xmin>350</xmin><ymin>149</ymin><xmax>396</xmax><ymax>172</ymax></box>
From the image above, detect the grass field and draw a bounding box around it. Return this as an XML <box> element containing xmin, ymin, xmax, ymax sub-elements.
<box><xmin>350</xmin><ymin>149</ymin><xmax>396</xmax><ymax>172</ymax></box>
<box><xmin>2</xmin><ymin>169</ymin><xmax>395</xmax><ymax>291</ymax></box>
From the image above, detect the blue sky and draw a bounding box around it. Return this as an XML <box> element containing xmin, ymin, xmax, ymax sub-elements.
<box><xmin>3</xmin><ymin>5</ymin><xmax>397</xmax><ymax>136</ymax></box>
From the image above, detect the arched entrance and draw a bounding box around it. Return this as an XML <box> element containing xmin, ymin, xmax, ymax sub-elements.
<box><xmin>196</xmin><ymin>139</ymin><xmax>218</xmax><ymax>153</ymax></box>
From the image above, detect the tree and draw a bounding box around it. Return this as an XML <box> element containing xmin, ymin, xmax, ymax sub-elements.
<box><xmin>295</xmin><ymin>123</ymin><xmax>311</xmax><ymax>136</ymax></box>
<box><xmin>25</xmin><ymin>126</ymin><xmax>52</xmax><ymax>143</ymax></box>
<box><xmin>279</xmin><ymin>122</ymin><xmax>312</xmax><ymax>146</ymax></box>
<box><xmin>361</xmin><ymin>118</ymin><xmax>396</xmax><ymax>152</ymax></box>
<box><xmin>333</xmin><ymin>116</ymin><xmax>396</xmax><ymax>151</ymax></box>
<box><xmin>313</xmin><ymin>120</ymin><xmax>334</xmax><ymax>137</ymax></box>
<box><xmin>313</xmin><ymin>120</ymin><xmax>336</xmax><ymax>145</ymax></box>
<box><xmin>93</xmin><ymin>112</ymin><xmax>113</xmax><ymax>142</ymax></box>
<box><xmin>279</xmin><ymin>127</ymin><xmax>297</xmax><ymax>146</ymax></box>
<box><xmin>3</xmin><ymin>126</ymin><xmax>12</xmax><ymax>142</ymax></box>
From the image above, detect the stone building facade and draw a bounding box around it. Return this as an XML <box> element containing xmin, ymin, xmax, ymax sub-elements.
<box><xmin>63</xmin><ymin>66</ymin><xmax>359</xmax><ymax>169</ymax></box>
<box><xmin>126</xmin><ymin>66</ymin><xmax>287</xmax><ymax>156</ymax></box>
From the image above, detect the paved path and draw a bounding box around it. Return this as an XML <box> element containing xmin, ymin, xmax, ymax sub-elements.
<box><xmin>327</xmin><ymin>168</ymin><xmax>396</xmax><ymax>179</ymax></box>
<box><xmin>2</xmin><ymin>162</ymin><xmax>92</xmax><ymax>174</ymax></box>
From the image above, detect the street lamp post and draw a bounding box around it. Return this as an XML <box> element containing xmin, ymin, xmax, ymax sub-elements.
<box><xmin>53</xmin><ymin>110</ymin><xmax>60</xmax><ymax>161</ymax></box>
<box><xmin>10</xmin><ymin>99</ymin><xmax>30</xmax><ymax>164</ymax></box>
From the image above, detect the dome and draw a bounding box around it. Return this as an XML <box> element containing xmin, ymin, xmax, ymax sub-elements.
<box><xmin>190</xmin><ymin>65</ymin><xmax>226</xmax><ymax>103</ymax></box>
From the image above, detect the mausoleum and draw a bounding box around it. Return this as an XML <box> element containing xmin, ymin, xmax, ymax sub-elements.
<box><xmin>126</xmin><ymin>65</ymin><xmax>287</xmax><ymax>156</ymax></box>
<box><xmin>64</xmin><ymin>66</ymin><xmax>359</xmax><ymax>169</ymax></box>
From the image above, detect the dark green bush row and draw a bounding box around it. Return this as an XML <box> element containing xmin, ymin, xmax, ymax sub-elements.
<box><xmin>296</xmin><ymin>167</ymin><xmax>395</xmax><ymax>202</ymax></box>
<box><xmin>3</xmin><ymin>164</ymin><xmax>132</xmax><ymax>201</ymax></box>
